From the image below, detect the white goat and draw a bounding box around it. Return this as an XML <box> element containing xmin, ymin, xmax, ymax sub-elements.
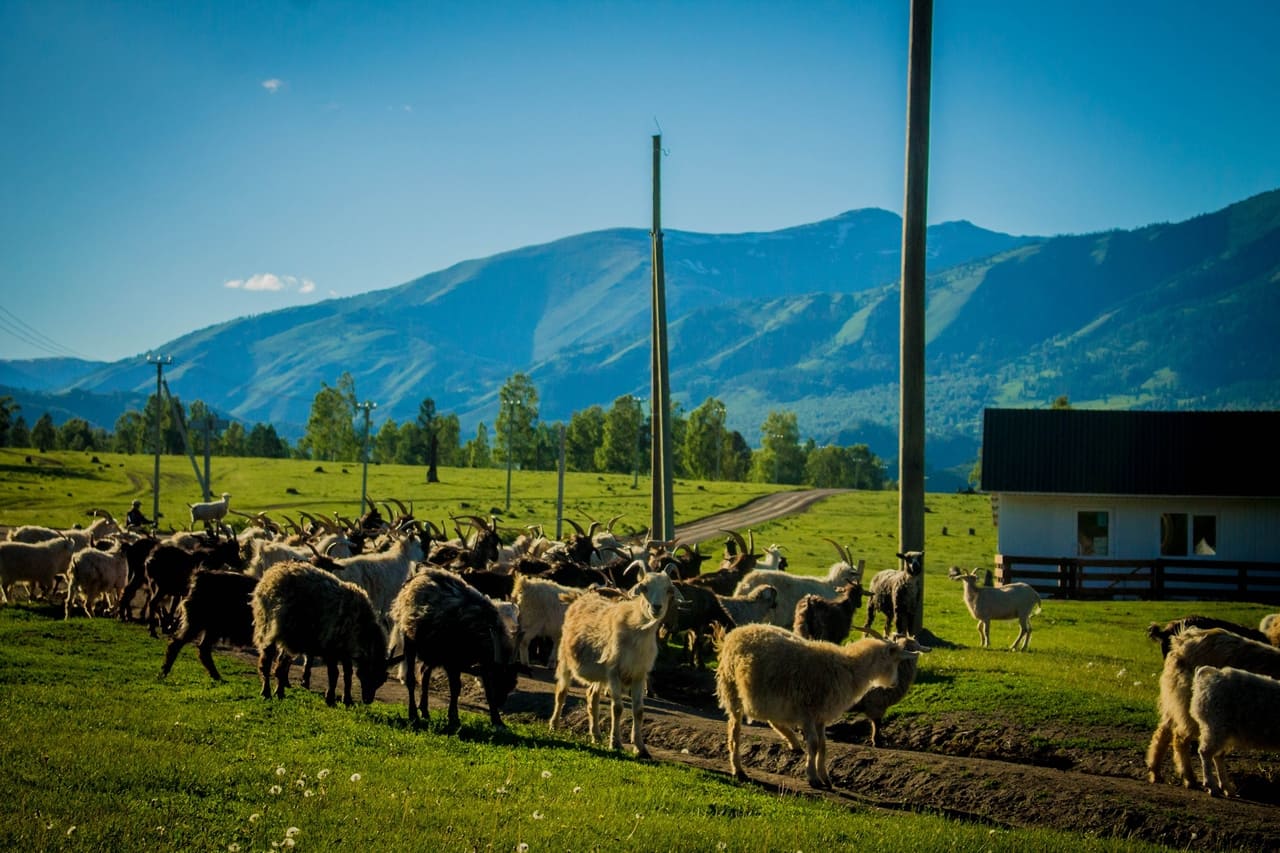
<box><xmin>716</xmin><ymin>623</ymin><xmax>922</xmax><ymax>787</ymax></box>
<box><xmin>0</xmin><ymin>537</ymin><xmax>78</xmax><ymax>603</ymax></box>
<box><xmin>734</xmin><ymin>559</ymin><xmax>863</xmax><ymax>628</ymax></box>
<box><xmin>549</xmin><ymin>570</ymin><xmax>680</xmax><ymax>758</ymax></box>
<box><xmin>187</xmin><ymin>493</ymin><xmax>231</xmax><ymax>531</ymax></box>
<box><xmin>7</xmin><ymin>513</ymin><xmax>120</xmax><ymax>552</ymax></box>
<box><xmin>715</xmin><ymin>584</ymin><xmax>779</xmax><ymax>628</ymax></box>
<box><xmin>511</xmin><ymin>573</ymin><xmax>581</xmax><ymax>667</ymax></box>
<box><xmin>64</xmin><ymin>540</ymin><xmax>129</xmax><ymax>618</ymax></box>
<box><xmin>1190</xmin><ymin>665</ymin><xmax>1280</xmax><ymax>797</ymax></box>
<box><xmin>947</xmin><ymin>566</ymin><xmax>1041</xmax><ymax>650</ymax></box>
<box><xmin>1147</xmin><ymin>627</ymin><xmax>1280</xmax><ymax>787</ymax></box>
<box><xmin>333</xmin><ymin>533</ymin><xmax>426</xmax><ymax>632</ymax></box>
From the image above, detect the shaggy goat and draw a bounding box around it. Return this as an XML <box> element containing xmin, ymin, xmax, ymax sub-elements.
<box><xmin>846</xmin><ymin>632</ymin><xmax>932</xmax><ymax>746</ymax></box>
<box><xmin>1146</xmin><ymin>615</ymin><xmax>1268</xmax><ymax>658</ymax></box>
<box><xmin>947</xmin><ymin>566</ymin><xmax>1041</xmax><ymax>650</ymax></box>
<box><xmin>160</xmin><ymin>569</ymin><xmax>258</xmax><ymax>680</ymax></box>
<box><xmin>793</xmin><ymin>583</ymin><xmax>864</xmax><ymax>644</ymax></box>
<box><xmin>549</xmin><ymin>571</ymin><xmax>681</xmax><ymax>757</ymax></box>
<box><xmin>511</xmin><ymin>573</ymin><xmax>582</xmax><ymax>667</ymax></box>
<box><xmin>7</xmin><ymin>511</ymin><xmax>120</xmax><ymax>551</ymax></box>
<box><xmin>64</xmin><ymin>540</ymin><xmax>129</xmax><ymax>618</ymax></box>
<box><xmin>1190</xmin><ymin>665</ymin><xmax>1280</xmax><ymax>797</ymax></box>
<box><xmin>863</xmin><ymin>551</ymin><xmax>924</xmax><ymax>635</ymax></box>
<box><xmin>715</xmin><ymin>623</ymin><xmax>922</xmax><ymax>787</ymax></box>
<box><xmin>252</xmin><ymin>561</ymin><xmax>390</xmax><ymax>706</ymax></box>
<box><xmin>734</xmin><ymin>558</ymin><xmax>864</xmax><ymax>629</ymax></box>
<box><xmin>1147</xmin><ymin>627</ymin><xmax>1280</xmax><ymax>787</ymax></box>
<box><xmin>0</xmin><ymin>536</ymin><xmax>77</xmax><ymax>603</ymax></box>
<box><xmin>390</xmin><ymin>568</ymin><xmax>524</xmax><ymax>728</ymax></box>
<box><xmin>128</xmin><ymin>536</ymin><xmax>244</xmax><ymax>635</ymax></box>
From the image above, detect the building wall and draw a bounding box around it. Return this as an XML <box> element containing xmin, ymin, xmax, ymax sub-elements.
<box><xmin>996</xmin><ymin>493</ymin><xmax>1280</xmax><ymax>562</ymax></box>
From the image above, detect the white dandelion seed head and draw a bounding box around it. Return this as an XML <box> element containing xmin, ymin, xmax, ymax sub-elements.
<box><xmin>282</xmin><ymin>839</ymin><xmax>296</xmax><ymax>849</ymax></box>
<box><xmin>269</xmin><ymin>785</ymin><xmax>282</xmax><ymax>795</ymax></box>
<box><xmin>229</xmin><ymin>844</ymin><xmax>242</xmax><ymax>852</ymax></box>
<box><xmin>532</xmin><ymin>810</ymin><xmax>544</xmax><ymax>820</ymax></box>
<box><xmin>518</xmin><ymin>844</ymin><xmax>529</xmax><ymax>853</ymax></box>
<box><xmin>572</xmin><ymin>786</ymin><xmax>582</xmax><ymax>794</ymax></box>
<box><xmin>304</xmin><ymin>789</ymin><xmax>314</xmax><ymax>798</ymax></box>
<box><xmin>234</xmin><ymin>712</ymin><xmax>244</xmax><ymax>720</ymax></box>
<box><xmin>249</xmin><ymin>814</ymin><xmax>262</xmax><ymax>823</ymax></box>
<box><xmin>350</xmin><ymin>773</ymin><xmax>362</xmax><ymax>782</ymax></box>
<box><xmin>286</xmin><ymin>827</ymin><xmax>300</xmax><ymax>838</ymax></box>
<box><xmin>541</xmin><ymin>770</ymin><xmax>552</xmax><ymax>779</ymax></box>
<box><xmin>276</xmin><ymin>766</ymin><xmax>286</xmax><ymax>776</ymax></box>
<box><xmin>317</xmin><ymin>769</ymin><xmax>330</xmax><ymax>779</ymax></box>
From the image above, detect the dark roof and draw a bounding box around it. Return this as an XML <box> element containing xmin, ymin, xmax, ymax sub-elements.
<box><xmin>980</xmin><ymin>408</ymin><xmax>1280</xmax><ymax>498</ymax></box>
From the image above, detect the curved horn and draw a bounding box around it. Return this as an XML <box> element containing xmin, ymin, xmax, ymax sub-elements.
<box><xmin>720</xmin><ymin>529</ymin><xmax>749</xmax><ymax>556</ymax></box>
<box><xmin>389</xmin><ymin>497</ymin><xmax>411</xmax><ymax>518</ymax></box>
<box><xmin>564</xmin><ymin>518</ymin><xmax>587</xmax><ymax>538</ymax></box>
<box><xmin>587</xmin><ymin>520</ymin><xmax>602</xmax><ymax>538</ymax></box>
<box><xmin>822</xmin><ymin>537</ymin><xmax>852</xmax><ymax>565</ymax></box>
<box><xmin>849</xmin><ymin>617</ymin><xmax>880</xmax><ymax>637</ymax></box>
<box><xmin>606</xmin><ymin>514</ymin><xmax>624</xmax><ymax>533</ymax></box>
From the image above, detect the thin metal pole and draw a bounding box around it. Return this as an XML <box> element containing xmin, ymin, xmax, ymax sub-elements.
<box><xmin>358</xmin><ymin>401</ymin><xmax>376</xmax><ymax>511</ymax></box>
<box><xmin>555</xmin><ymin>423</ymin><xmax>566</xmax><ymax>540</ymax></box>
<box><xmin>202</xmin><ymin>415</ymin><xmax>213</xmax><ymax>502</ymax></box>
<box><xmin>504</xmin><ymin>395</ymin><xmax>514</xmax><ymax>513</ymax></box>
<box><xmin>899</xmin><ymin>0</ymin><xmax>933</xmax><ymax>633</ymax></box>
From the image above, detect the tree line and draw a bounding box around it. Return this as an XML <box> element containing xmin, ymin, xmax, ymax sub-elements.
<box><xmin>0</xmin><ymin>374</ymin><xmax>889</xmax><ymax>489</ymax></box>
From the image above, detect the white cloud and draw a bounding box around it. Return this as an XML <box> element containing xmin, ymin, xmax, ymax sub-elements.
<box><xmin>261</xmin><ymin>78</ymin><xmax>285</xmax><ymax>94</ymax></box>
<box><xmin>224</xmin><ymin>274</ymin><xmax>317</xmax><ymax>295</ymax></box>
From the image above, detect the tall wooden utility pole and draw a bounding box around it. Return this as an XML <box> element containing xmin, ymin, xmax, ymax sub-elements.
<box><xmin>146</xmin><ymin>353</ymin><xmax>172</xmax><ymax>525</ymax></box>
<box><xmin>649</xmin><ymin>134</ymin><xmax>676</xmax><ymax>541</ymax></box>
<box><xmin>899</xmin><ymin>0</ymin><xmax>933</xmax><ymax>633</ymax></box>
<box><xmin>357</xmin><ymin>400</ymin><xmax>377</xmax><ymax>511</ymax></box>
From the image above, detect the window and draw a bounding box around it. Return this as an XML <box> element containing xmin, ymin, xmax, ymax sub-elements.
<box><xmin>1077</xmin><ymin>511</ymin><xmax>1109</xmax><ymax>556</ymax></box>
<box><xmin>1160</xmin><ymin>512</ymin><xmax>1218</xmax><ymax>557</ymax></box>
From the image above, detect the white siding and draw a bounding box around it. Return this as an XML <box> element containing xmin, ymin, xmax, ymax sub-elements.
<box><xmin>996</xmin><ymin>494</ymin><xmax>1280</xmax><ymax>562</ymax></box>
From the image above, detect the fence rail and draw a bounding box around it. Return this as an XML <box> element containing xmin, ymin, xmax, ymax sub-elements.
<box><xmin>995</xmin><ymin>555</ymin><xmax>1280</xmax><ymax>604</ymax></box>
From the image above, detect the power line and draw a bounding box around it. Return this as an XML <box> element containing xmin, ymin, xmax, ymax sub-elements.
<box><xmin>0</xmin><ymin>305</ymin><xmax>95</xmax><ymax>360</ymax></box>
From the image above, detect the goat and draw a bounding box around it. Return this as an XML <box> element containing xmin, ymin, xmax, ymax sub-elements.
<box><xmin>1190</xmin><ymin>665</ymin><xmax>1280</xmax><ymax>797</ymax></box>
<box><xmin>127</xmin><ymin>537</ymin><xmax>243</xmax><ymax>636</ymax></box>
<box><xmin>1147</xmin><ymin>615</ymin><xmax>1268</xmax><ymax>658</ymax></box>
<box><xmin>716</xmin><ymin>623</ymin><xmax>922</xmax><ymax>787</ymax></box>
<box><xmin>1147</xmin><ymin>627</ymin><xmax>1280</xmax><ymax>787</ymax></box>
<box><xmin>160</xmin><ymin>569</ymin><xmax>257</xmax><ymax>680</ymax></box>
<box><xmin>549</xmin><ymin>570</ymin><xmax>681</xmax><ymax>758</ymax></box>
<box><xmin>862</xmin><ymin>551</ymin><xmax>924</xmax><ymax>635</ymax></box>
<box><xmin>7</xmin><ymin>510</ymin><xmax>120</xmax><ymax>552</ymax></box>
<box><xmin>511</xmin><ymin>573</ymin><xmax>581</xmax><ymax>667</ymax></box>
<box><xmin>716</xmin><ymin>584</ymin><xmax>779</xmax><ymax>629</ymax></box>
<box><xmin>663</xmin><ymin>578</ymin><xmax>736</xmax><ymax>669</ymax></box>
<box><xmin>846</xmin><ymin>632</ymin><xmax>932</xmax><ymax>746</ymax></box>
<box><xmin>252</xmin><ymin>561</ymin><xmax>390</xmax><ymax>706</ymax></box>
<box><xmin>0</xmin><ymin>536</ymin><xmax>77</xmax><ymax>603</ymax></box>
<box><xmin>734</xmin><ymin>557</ymin><xmax>864</xmax><ymax>629</ymax></box>
<box><xmin>390</xmin><ymin>567</ymin><xmax>525</xmax><ymax>728</ymax></box>
<box><xmin>187</xmin><ymin>493</ymin><xmax>232</xmax><ymax>533</ymax></box>
<box><xmin>947</xmin><ymin>566</ymin><xmax>1041</xmax><ymax>650</ymax></box>
<box><xmin>793</xmin><ymin>583</ymin><xmax>864</xmax><ymax>644</ymax></box>
<box><xmin>64</xmin><ymin>539</ymin><xmax>129</xmax><ymax>618</ymax></box>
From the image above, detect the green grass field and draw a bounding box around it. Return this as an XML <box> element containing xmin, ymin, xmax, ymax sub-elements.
<box><xmin>0</xmin><ymin>449</ymin><xmax>1271</xmax><ymax>850</ymax></box>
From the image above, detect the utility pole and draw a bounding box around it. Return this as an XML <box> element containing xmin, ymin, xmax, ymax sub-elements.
<box><xmin>145</xmin><ymin>354</ymin><xmax>172</xmax><ymax>525</ymax></box>
<box><xmin>714</xmin><ymin>401</ymin><xmax>725</xmax><ymax>482</ymax></box>
<box><xmin>649</xmin><ymin>134</ymin><xmax>676</xmax><ymax>541</ymax></box>
<box><xmin>555</xmin><ymin>423</ymin><xmax>566</xmax><ymax>540</ymax></box>
<box><xmin>632</xmin><ymin>396</ymin><xmax>646</xmax><ymax>489</ymax></box>
<box><xmin>502</xmin><ymin>391</ymin><xmax>516</xmax><ymax>513</ymax></box>
<box><xmin>357</xmin><ymin>401</ymin><xmax>377</xmax><ymax>512</ymax></box>
<box><xmin>899</xmin><ymin>0</ymin><xmax>933</xmax><ymax>634</ymax></box>
<box><xmin>201</xmin><ymin>413</ymin><xmax>228</xmax><ymax>502</ymax></box>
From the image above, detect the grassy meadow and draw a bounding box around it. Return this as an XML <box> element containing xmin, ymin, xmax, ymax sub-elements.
<box><xmin>1</xmin><ymin>449</ymin><xmax>1272</xmax><ymax>851</ymax></box>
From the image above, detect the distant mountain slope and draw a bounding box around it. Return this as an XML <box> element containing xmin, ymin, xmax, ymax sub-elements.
<box><xmin>3</xmin><ymin>190</ymin><xmax>1277</xmax><ymax>491</ymax></box>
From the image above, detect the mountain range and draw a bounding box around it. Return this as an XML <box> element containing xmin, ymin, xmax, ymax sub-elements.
<box><xmin>3</xmin><ymin>188</ymin><xmax>1278</xmax><ymax>490</ymax></box>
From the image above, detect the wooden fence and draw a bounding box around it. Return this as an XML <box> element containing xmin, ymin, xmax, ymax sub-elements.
<box><xmin>995</xmin><ymin>555</ymin><xmax>1280</xmax><ymax>604</ymax></box>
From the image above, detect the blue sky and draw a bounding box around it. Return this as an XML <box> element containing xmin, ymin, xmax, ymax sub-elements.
<box><xmin>2</xmin><ymin>1</ymin><xmax>1277</xmax><ymax>362</ymax></box>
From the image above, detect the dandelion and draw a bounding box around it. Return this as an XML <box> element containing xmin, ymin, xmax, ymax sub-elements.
<box><xmin>317</xmin><ymin>769</ymin><xmax>330</xmax><ymax>780</ymax></box>
<box><xmin>532</xmin><ymin>811</ymin><xmax>544</xmax><ymax>820</ymax></box>
<box><xmin>249</xmin><ymin>814</ymin><xmax>262</xmax><ymax>824</ymax></box>
<box><xmin>295</xmin><ymin>779</ymin><xmax>307</xmax><ymax>788</ymax></box>
<box><xmin>304</xmin><ymin>790</ymin><xmax>314</xmax><ymax>798</ymax></box>
<box><xmin>229</xmin><ymin>844</ymin><xmax>242</xmax><ymax>852</ymax></box>
<box><xmin>680</xmin><ymin>748</ymin><xmax>690</xmax><ymax>754</ymax></box>
<box><xmin>541</xmin><ymin>770</ymin><xmax>552</xmax><ymax>779</ymax></box>
<box><xmin>572</xmin><ymin>786</ymin><xmax>582</xmax><ymax>794</ymax></box>
<box><xmin>496</xmin><ymin>786</ymin><xmax>509</xmax><ymax>795</ymax></box>
<box><xmin>282</xmin><ymin>839</ymin><xmax>296</xmax><ymax>848</ymax></box>
<box><xmin>286</xmin><ymin>827</ymin><xmax>301</xmax><ymax>838</ymax></box>
<box><xmin>517</xmin><ymin>844</ymin><xmax>529</xmax><ymax>853</ymax></box>
<box><xmin>269</xmin><ymin>785</ymin><xmax>283</xmax><ymax>796</ymax></box>
<box><xmin>350</xmin><ymin>773</ymin><xmax>362</xmax><ymax>783</ymax></box>
<box><xmin>717</xmin><ymin>843</ymin><xmax>727</xmax><ymax>851</ymax></box>
<box><xmin>1133</xmin><ymin>681</ymin><xmax>1143</xmax><ymax>687</ymax></box>
<box><xmin>1116</xmin><ymin>668</ymin><xmax>1127</xmax><ymax>678</ymax></box>
<box><xmin>234</xmin><ymin>712</ymin><xmax>244</xmax><ymax>720</ymax></box>
<box><xmin>276</xmin><ymin>766</ymin><xmax>286</xmax><ymax>777</ymax></box>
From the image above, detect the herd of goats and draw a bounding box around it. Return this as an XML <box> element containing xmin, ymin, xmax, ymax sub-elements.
<box><xmin>2</xmin><ymin>495</ymin><xmax>1280</xmax><ymax>795</ymax></box>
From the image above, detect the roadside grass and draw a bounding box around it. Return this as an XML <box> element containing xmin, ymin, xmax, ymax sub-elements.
<box><xmin>0</xmin><ymin>606</ymin><xmax>1173</xmax><ymax>852</ymax></box>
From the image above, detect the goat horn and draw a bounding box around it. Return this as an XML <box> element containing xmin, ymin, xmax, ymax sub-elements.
<box><xmin>848</xmin><ymin>624</ymin><xmax>885</xmax><ymax>641</ymax></box>
<box><xmin>587</xmin><ymin>520</ymin><xmax>602</xmax><ymax>538</ymax></box>
<box><xmin>390</xmin><ymin>497</ymin><xmax>410</xmax><ymax>517</ymax></box>
<box><xmin>607</xmin><ymin>514</ymin><xmax>624</xmax><ymax>532</ymax></box>
<box><xmin>822</xmin><ymin>537</ymin><xmax>852</xmax><ymax>565</ymax></box>
<box><xmin>564</xmin><ymin>518</ymin><xmax>587</xmax><ymax>538</ymax></box>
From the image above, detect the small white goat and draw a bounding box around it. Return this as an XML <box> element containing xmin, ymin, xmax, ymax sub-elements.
<box><xmin>7</xmin><ymin>512</ymin><xmax>121</xmax><ymax>552</ymax></box>
<box><xmin>188</xmin><ymin>493</ymin><xmax>232</xmax><ymax>531</ymax></box>
<box><xmin>734</xmin><ymin>559</ymin><xmax>863</xmax><ymax>628</ymax></box>
<box><xmin>716</xmin><ymin>584</ymin><xmax>779</xmax><ymax>628</ymax></box>
<box><xmin>1190</xmin><ymin>665</ymin><xmax>1280</xmax><ymax>797</ymax></box>
<box><xmin>511</xmin><ymin>573</ymin><xmax>581</xmax><ymax>667</ymax></box>
<box><xmin>948</xmin><ymin>566</ymin><xmax>1041</xmax><ymax>650</ymax></box>
<box><xmin>0</xmin><ymin>537</ymin><xmax>78</xmax><ymax>603</ymax></box>
<box><xmin>549</xmin><ymin>569</ymin><xmax>680</xmax><ymax>758</ymax></box>
<box><xmin>716</xmin><ymin>623</ymin><xmax>922</xmax><ymax>787</ymax></box>
<box><xmin>64</xmin><ymin>540</ymin><xmax>129</xmax><ymax>618</ymax></box>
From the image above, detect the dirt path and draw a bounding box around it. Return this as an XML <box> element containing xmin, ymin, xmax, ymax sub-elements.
<box><xmin>671</xmin><ymin>488</ymin><xmax>851</xmax><ymax>546</ymax></box>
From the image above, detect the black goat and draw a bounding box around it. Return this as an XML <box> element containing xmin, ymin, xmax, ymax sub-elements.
<box><xmin>160</xmin><ymin>569</ymin><xmax>257</xmax><ymax>680</ymax></box>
